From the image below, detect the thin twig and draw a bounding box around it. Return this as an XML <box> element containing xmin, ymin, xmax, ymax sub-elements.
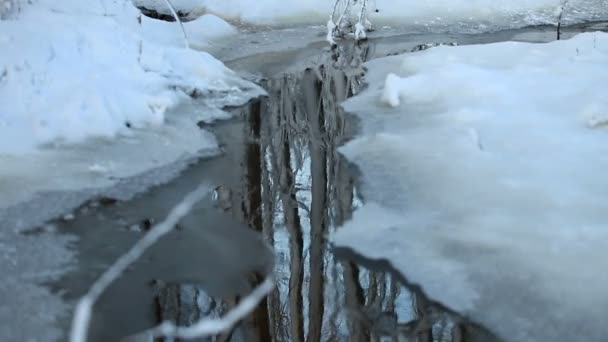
<box><xmin>331</xmin><ymin>0</ymin><xmax>341</xmax><ymax>19</ymax></box>
<box><xmin>161</xmin><ymin>0</ymin><xmax>190</xmax><ymax>49</ymax></box>
<box><xmin>337</xmin><ymin>0</ymin><xmax>352</xmax><ymax>28</ymax></box>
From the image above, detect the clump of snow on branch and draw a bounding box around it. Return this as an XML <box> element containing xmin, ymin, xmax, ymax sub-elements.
<box><xmin>327</xmin><ymin>0</ymin><xmax>374</xmax><ymax>44</ymax></box>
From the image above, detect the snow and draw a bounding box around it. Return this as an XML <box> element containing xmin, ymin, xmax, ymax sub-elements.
<box><xmin>0</xmin><ymin>0</ymin><xmax>263</xmax><ymax>210</ymax></box>
<box><xmin>197</xmin><ymin>0</ymin><xmax>608</xmax><ymax>30</ymax></box>
<box><xmin>0</xmin><ymin>1</ymin><xmax>252</xmax><ymax>154</ymax></box>
<box><xmin>334</xmin><ymin>32</ymin><xmax>608</xmax><ymax>341</ymax></box>
<box><xmin>0</xmin><ymin>2</ymin><xmax>261</xmax><ymax>340</ymax></box>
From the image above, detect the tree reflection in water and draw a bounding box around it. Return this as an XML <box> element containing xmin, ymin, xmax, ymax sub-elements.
<box><xmin>152</xmin><ymin>42</ymin><xmax>498</xmax><ymax>342</ymax></box>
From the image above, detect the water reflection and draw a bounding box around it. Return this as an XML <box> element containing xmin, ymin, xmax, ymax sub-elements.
<box><xmin>146</xmin><ymin>42</ymin><xmax>496</xmax><ymax>342</ymax></box>
<box><xmin>254</xmin><ymin>44</ymin><xmax>371</xmax><ymax>342</ymax></box>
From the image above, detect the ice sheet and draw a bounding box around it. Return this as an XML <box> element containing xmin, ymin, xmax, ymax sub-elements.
<box><xmin>335</xmin><ymin>32</ymin><xmax>608</xmax><ymax>341</ymax></box>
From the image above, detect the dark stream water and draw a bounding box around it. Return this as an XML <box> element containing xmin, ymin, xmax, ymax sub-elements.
<box><xmin>45</xmin><ymin>22</ymin><xmax>608</xmax><ymax>341</ymax></box>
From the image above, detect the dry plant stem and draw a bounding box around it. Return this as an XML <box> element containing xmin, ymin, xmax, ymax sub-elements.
<box><xmin>161</xmin><ymin>0</ymin><xmax>190</xmax><ymax>49</ymax></box>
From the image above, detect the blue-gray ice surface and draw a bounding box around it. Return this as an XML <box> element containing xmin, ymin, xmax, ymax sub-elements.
<box><xmin>335</xmin><ymin>32</ymin><xmax>608</xmax><ymax>341</ymax></box>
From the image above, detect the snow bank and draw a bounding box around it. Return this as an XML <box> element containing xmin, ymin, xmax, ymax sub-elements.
<box><xmin>197</xmin><ymin>0</ymin><xmax>608</xmax><ymax>30</ymax></box>
<box><xmin>0</xmin><ymin>1</ymin><xmax>264</xmax><ymax>209</ymax></box>
<box><xmin>335</xmin><ymin>32</ymin><xmax>608</xmax><ymax>341</ymax></box>
<box><xmin>0</xmin><ymin>0</ymin><xmax>252</xmax><ymax>155</ymax></box>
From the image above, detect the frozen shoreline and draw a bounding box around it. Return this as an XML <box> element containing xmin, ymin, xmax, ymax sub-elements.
<box><xmin>0</xmin><ymin>0</ymin><xmax>263</xmax><ymax>223</ymax></box>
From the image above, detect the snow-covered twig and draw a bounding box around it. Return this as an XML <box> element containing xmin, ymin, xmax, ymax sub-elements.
<box><xmin>327</xmin><ymin>0</ymin><xmax>373</xmax><ymax>44</ymax></box>
<box><xmin>332</xmin><ymin>0</ymin><xmax>352</xmax><ymax>38</ymax></box>
<box><xmin>69</xmin><ymin>184</ymin><xmax>212</xmax><ymax>342</ymax></box>
<box><xmin>139</xmin><ymin>275</ymin><xmax>275</xmax><ymax>339</ymax></box>
<box><xmin>330</xmin><ymin>0</ymin><xmax>342</xmax><ymax>20</ymax></box>
<box><xmin>161</xmin><ymin>0</ymin><xmax>190</xmax><ymax>49</ymax></box>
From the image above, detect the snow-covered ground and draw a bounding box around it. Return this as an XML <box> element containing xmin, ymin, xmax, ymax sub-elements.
<box><xmin>137</xmin><ymin>0</ymin><xmax>608</xmax><ymax>32</ymax></box>
<box><xmin>334</xmin><ymin>32</ymin><xmax>608</xmax><ymax>341</ymax></box>
<box><xmin>0</xmin><ymin>0</ymin><xmax>263</xmax><ymax>213</ymax></box>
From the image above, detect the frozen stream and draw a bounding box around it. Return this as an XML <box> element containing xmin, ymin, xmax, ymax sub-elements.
<box><xmin>2</xmin><ymin>21</ymin><xmax>608</xmax><ymax>341</ymax></box>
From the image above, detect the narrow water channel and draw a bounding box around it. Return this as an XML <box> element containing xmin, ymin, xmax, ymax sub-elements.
<box><xmin>231</xmin><ymin>42</ymin><xmax>498</xmax><ymax>342</ymax></box>
<box><xmin>47</xmin><ymin>40</ymin><xmax>499</xmax><ymax>342</ymax></box>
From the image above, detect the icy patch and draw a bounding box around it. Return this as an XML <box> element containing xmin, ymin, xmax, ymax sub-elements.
<box><xmin>335</xmin><ymin>32</ymin><xmax>608</xmax><ymax>342</ymax></box>
<box><xmin>0</xmin><ymin>220</ymin><xmax>75</xmax><ymax>342</ymax></box>
<box><xmin>0</xmin><ymin>101</ymin><xmax>221</xmax><ymax>210</ymax></box>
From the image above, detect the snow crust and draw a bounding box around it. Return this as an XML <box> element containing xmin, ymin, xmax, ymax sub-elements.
<box><xmin>0</xmin><ymin>1</ymin><xmax>263</xmax><ymax>210</ymax></box>
<box><xmin>197</xmin><ymin>0</ymin><xmax>608</xmax><ymax>29</ymax></box>
<box><xmin>335</xmin><ymin>32</ymin><xmax>608</xmax><ymax>341</ymax></box>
